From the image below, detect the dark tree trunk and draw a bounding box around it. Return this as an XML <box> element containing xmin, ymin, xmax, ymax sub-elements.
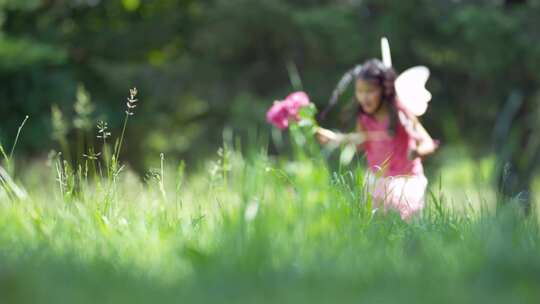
<box><xmin>494</xmin><ymin>89</ymin><xmax>539</xmax><ymax>216</ymax></box>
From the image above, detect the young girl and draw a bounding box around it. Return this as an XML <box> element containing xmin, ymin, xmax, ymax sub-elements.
<box><xmin>316</xmin><ymin>59</ymin><xmax>438</xmax><ymax>221</ymax></box>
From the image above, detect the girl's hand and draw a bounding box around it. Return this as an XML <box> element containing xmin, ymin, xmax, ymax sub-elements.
<box><xmin>316</xmin><ymin>127</ymin><xmax>339</xmax><ymax>145</ymax></box>
<box><xmin>415</xmin><ymin>139</ymin><xmax>439</xmax><ymax>158</ymax></box>
<box><xmin>316</xmin><ymin>127</ymin><xmax>370</xmax><ymax>147</ymax></box>
<box><xmin>405</xmin><ymin>114</ymin><xmax>439</xmax><ymax>158</ymax></box>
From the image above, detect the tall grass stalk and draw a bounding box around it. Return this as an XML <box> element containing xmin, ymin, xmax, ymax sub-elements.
<box><xmin>115</xmin><ymin>88</ymin><xmax>138</xmax><ymax>163</ymax></box>
<box><xmin>159</xmin><ymin>153</ymin><xmax>168</xmax><ymax>201</ymax></box>
<box><xmin>8</xmin><ymin>115</ymin><xmax>29</xmax><ymax>161</ymax></box>
<box><xmin>0</xmin><ymin>142</ymin><xmax>8</xmax><ymax>164</ymax></box>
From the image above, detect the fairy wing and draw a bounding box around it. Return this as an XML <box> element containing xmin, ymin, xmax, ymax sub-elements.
<box><xmin>381</xmin><ymin>37</ymin><xmax>392</xmax><ymax>68</ymax></box>
<box><xmin>395</xmin><ymin>66</ymin><xmax>432</xmax><ymax>116</ymax></box>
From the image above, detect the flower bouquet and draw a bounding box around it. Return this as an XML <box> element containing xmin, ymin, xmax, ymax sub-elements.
<box><xmin>266</xmin><ymin>91</ymin><xmax>365</xmax><ymax>164</ymax></box>
<box><xmin>266</xmin><ymin>91</ymin><xmax>317</xmax><ymax>132</ymax></box>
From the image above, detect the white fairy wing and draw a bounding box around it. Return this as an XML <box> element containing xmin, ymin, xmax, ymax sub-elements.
<box><xmin>395</xmin><ymin>66</ymin><xmax>432</xmax><ymax>116</ymax></box>
<box><xmin>381</xmin><ymin>37</ymin><xmax>392</xmax><ymax>68</ymax></box>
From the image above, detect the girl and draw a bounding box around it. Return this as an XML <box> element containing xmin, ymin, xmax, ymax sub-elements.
<box><xmin>316</xmin><ymin>59</ymin><xmax>438</xmax><ymax>221</ymax></box>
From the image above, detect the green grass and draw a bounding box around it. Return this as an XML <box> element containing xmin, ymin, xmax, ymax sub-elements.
<box><xmin>1</xmin><ymin>142</ymin><xmax>540</xmax><ymax>304</ymax></box>
<box><xmin>0</xmin><ymin>90</ymin><xmax>538</xmax><ymax>303</ymax></box>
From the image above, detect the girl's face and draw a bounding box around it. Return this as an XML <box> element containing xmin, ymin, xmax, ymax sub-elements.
<box><xmin>355</xmin><ymin>78</ymin><xmax>382</xmax><ymax>115</ymax></box>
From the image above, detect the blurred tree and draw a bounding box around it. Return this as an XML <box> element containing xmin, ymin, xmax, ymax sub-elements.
<box><xmin>491</xmin><ymin>0</ymin><xmax>540</xmax><ymax>214</ymax></box>
<box><xmin>0</xmin><ymin>0</ymin><xmax>71</xmax><ymax>153</ymax></box>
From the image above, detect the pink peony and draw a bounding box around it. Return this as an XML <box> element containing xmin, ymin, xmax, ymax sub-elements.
<box><xmin>283</xmin><ymin>91</ymin><xmax>310</xmax><ymax>117</ymax></box>
<box><xmin>266</xmin><ymin>91</ymin><xmax>310</xmax><ymax>130</ymax></box>
<box><xmin>266</xmin><ymin>101</ymin><xmax>290</xmax><ymax>130</ymax></box>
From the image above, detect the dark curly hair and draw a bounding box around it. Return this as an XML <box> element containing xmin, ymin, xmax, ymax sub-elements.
<box><xmin>321</xmin><ymin>58</ymin><xmax>399</xmax><ymax>135</ymax></box>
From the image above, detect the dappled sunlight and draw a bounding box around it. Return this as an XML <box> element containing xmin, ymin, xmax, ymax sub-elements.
<box><xmin>2</xmin><ymin>1</ymin><xmax>540</xmax><ymax>303</ymax></box>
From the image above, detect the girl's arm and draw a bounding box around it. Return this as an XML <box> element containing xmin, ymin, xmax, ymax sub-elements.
<box><xmin>409</xmin><ymin>116</ymin><xmax>438</xmax><ymax>157</ymax></box>
<box><xmin>315</xmin><ymin>127</ymin><xmax>341</xmax><ymax>145</ymax></box>
<box><xmin>315</xmin><ymin>126</ymin><xmax>366</xmax><ymax>147</ymax></box>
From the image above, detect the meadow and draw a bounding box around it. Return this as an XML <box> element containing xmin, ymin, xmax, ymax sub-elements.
<box><xmin>3</xmin><ymin>1</ymin><xmax>540</xmax><ymax>303</ymax></box>
<box><xmin>1</xmin><ymin>106</ymin><xmax>539</xmax><ymax>304</ymax></box>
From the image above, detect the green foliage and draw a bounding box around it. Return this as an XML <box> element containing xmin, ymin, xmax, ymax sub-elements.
<box><xmin>121</xmin><ymin>0</ymin><xmax>141</xmax><ymax>12</ymax></box>
<box><xmin>0</xmin><ymin>37</ymin><xmax>66</xmax><ymax>71</ymax></box>
<box><xmin>73</xmin><ymin>84</ymin><xmax>95</xmax><ymax>132</ymax></box>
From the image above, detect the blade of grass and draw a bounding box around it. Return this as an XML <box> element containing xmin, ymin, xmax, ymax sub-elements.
<box><xmin>9</xmin><ymin>115</ymin><xmax>29</xmax><ymax>161</ymax></box>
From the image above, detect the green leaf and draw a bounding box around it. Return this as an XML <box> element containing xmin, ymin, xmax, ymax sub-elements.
<box><xmin>339</xmin><ymin>143</ymin><xmax>356</xmax><ymax>166</ymax></box>
<box><xmin>298</xmin><ymin>103</ymin><xmax>317</xmax><ymax>121</ymax></box>
<box><xmin>121</xmin><ymin>0</ymin><xmax>140</xmax><ymax>12</ymax></box>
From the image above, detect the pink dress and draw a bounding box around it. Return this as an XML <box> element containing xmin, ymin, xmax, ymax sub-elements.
<box><xmin>359</xmin><ymin>110</ymin><xmax>427</xmax><ymax>221</ymax></box>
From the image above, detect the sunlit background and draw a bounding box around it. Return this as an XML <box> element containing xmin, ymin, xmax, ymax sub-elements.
<box><xmin>2</xmin><ymin>1</ymin><xmax>540</xmax><ymax>303</ymax></box>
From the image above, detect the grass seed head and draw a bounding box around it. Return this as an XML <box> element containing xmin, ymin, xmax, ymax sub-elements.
<box><xmin>126</xmin><ymin>87</ymin><xmax>138</xmax><ymax>116</ymax></box>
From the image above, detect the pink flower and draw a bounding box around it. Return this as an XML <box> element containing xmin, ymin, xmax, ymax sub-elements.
<box><xmin>266</xmin><ymin>101</ymin><xmax>290</xmax><ymax>130</ymax></box>
<box><xmin>266</xmin><ymin>91</ymin><xmax>310</xmax><ymax>130</ymax></box>
<box><xmin>283</xmin><ymin>91</ymin><xmax>310</xmax><ymax>118</ymax></box>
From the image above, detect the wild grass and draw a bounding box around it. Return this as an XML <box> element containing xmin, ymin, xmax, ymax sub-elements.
<box><xmin>1</xmin><ymin>89</ymin><xmax>539</xmax><ymax>304</ymax></box>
